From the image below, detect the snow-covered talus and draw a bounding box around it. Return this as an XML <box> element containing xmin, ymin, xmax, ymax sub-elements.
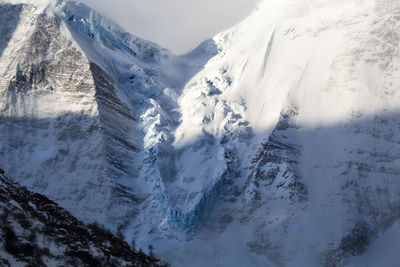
<box><xmin>2</xmin><ymin>0</ymin><xmax>400</xmax><ymax>266</ymax></box>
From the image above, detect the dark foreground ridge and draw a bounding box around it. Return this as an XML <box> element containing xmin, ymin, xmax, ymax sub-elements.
<box><xmin>0</xmin><ymin>169</ymin><xmax>168</xmax><ymax>267</ymax></box>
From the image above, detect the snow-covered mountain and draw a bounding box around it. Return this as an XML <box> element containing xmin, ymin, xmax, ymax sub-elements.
<box><xmin>1</xmin><ymin>0</ymin><xmax>400</xmax><ymax>266</ymax></box>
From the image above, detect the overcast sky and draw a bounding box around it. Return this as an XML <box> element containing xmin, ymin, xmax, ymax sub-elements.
<box><xmin>77</xmin><ymin>0</ymin><xmax>260</xmax><ymax>55</ymax></box>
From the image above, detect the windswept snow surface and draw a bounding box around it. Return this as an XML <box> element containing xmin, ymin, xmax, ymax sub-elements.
<box><xmin>1</xmin><ymin>0</ymin><xmax>400</xmax><ymax>266</ymax></box>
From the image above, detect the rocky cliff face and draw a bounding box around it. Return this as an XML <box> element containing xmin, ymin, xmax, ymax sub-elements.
<box><xmin>0</xmin><ymin>1</ymin><xmax>143</xmax><ymax>229</ymax></box>
<box><xmin>1</xmin><ymin>0</ymin><xmax>400</xmax><ymax>266</ymax></box>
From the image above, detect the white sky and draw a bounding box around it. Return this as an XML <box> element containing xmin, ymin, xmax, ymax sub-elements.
<box><xmin>77</xmin><ymin>0</ymin><xmax>260</xmax><ymax>55</ymax></box>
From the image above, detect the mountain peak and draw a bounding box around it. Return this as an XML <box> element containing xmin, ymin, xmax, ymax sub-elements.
<box><xmin>1</xmin><ymin>0</ymin><xmax>400</xmax><ymax>266</ymax></box>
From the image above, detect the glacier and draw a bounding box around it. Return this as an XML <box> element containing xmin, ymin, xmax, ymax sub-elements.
<box><xmin>1</xmin><ymin>0</ymin><xmax>400</xmax><ymax>266</ymax></box>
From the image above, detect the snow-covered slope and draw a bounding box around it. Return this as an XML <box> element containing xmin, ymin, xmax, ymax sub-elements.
<box><xmin>159</xmin><ymin>0</ymin><xmax>400</xmax><ymax>265</ymax></box>
<box><xmin>1</xmin><ymin>0</ymin><xmax>400</xmax><ymax>266</ymax></box>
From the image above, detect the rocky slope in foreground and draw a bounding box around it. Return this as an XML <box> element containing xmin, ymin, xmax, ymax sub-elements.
<box><xmin>0</xmin><ymin>169</ymin><xmax>167</xmax><ymax>267</ymax></box>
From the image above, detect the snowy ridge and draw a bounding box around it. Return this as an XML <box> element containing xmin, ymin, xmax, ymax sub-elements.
<box><xmin>57</xmin><ymin>1</ymin><xmax>170</xmax><ymax>64</ymax></box>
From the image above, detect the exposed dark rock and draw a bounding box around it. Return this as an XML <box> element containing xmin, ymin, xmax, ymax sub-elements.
<box><xmin>323</xmin><ymin>222</ymin><xmax>373</xmax><ymax>267</ymax></box>
<box><xmin>339</xmin><ymin>222</ymin><xmax>372</xmax><ymax>256</ymax></box>
<box><xmin>246</xmin><ymin>105</ymin><xmax>307</xmax><ymax>208</ymax></box>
